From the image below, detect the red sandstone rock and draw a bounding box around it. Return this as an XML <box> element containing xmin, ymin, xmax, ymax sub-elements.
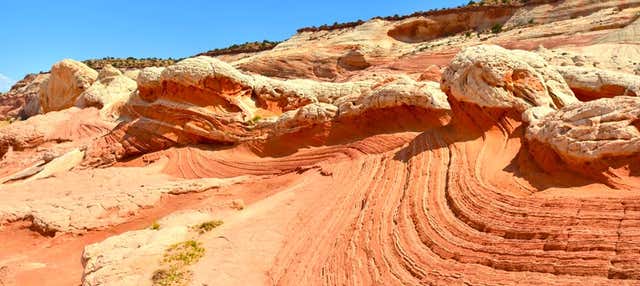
<box><xmin>0</xmin><ymin>74</ymin><xmax>48</xmax><ymax>120</ymax></box>
<box><xmin>1</xmin><ymin>2</ymin><xmax>640</xmax><ymax>286</ymax></box>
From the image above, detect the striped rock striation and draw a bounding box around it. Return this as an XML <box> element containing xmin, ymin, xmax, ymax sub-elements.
<box><xmin>1</xmin><ymin>1</ymin><xmax>640</xmax><ymax>286</ymax></box>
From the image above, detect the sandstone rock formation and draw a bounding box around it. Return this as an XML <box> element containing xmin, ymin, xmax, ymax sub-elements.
<box><xmin>83</xmin><ymin>226</ymin><xmax>191</xmax><ymax>286</ymax></box>
<box><xmin>81</xmin><ymin>211</ymin><xmax>214</xmax><ymax>286</ymax></box>
<box><xmin>39</xmin><ymin>59</ymin><xmax>98</xmax><ymax>113</ymax></box>
<box><xmin>337</xmin><ymin>50</ymin><xmax>371</xmax><ymax>70</ymax></box>
<box><xmin>504</xmin><ymin>1</ymin><xmax>640</xmax><ymax>30</ymax></box>
<box><xmin>76</xmin><ymin>65</ymin><xmax>137</xmax><ymax>120</ymax></box>
<box><xmin>0</xmin><ymin>73</ymin><xmax>48</xmax><ymax>120</ymax></box>
<box><xmin>536</xmin><ymin>44</ymin><xmax>640</xmax><ymax>75</ymax></box>
<box><xmin>0</xmin><ymin>107</ymin><xmax>114</xmax><ymax>159</ymax></box>
<box><xmin>599</xmin><ymin>17</ymin><xmax>640</xmax><ymax>44</ymax></box>
<box><xmin>387</xmin><ymin>6</ymin><xmax>515</xmax><ymax>43</ymax></box>
<box><xmin>417</xmin><ymin>64</ymin><xmax>442</xmax><ymax>82</ymax></box>
<box><xmin>3</xmin><ymin>1</ymin><xmax>640</xmax><ymax>286</ymax></box>
<box><xmin>228</xmin><ymin>0</ymin><xmax>640</xmax><ymax>81</ymax></box>
<box><xmin>527</xmin><ymin>96</ymin><xmax>640</xmax><ymax>162</ymax></box>
<box><xmin>0</xmin><ymin>159</ymin><xmax>247</xmax><ymax>235</ymax></box>
<box><xmin>557</xmin><ymin>66</ymin><xmax>640</xmax><ymax>100</ymax></box>
<box><xmin>24</xmin><ymin>148</ymin><xmax>85</xmax><ymax>182</ymax></box>
<box><xmin>84</xmin><ymin>56</ymin><xmax>450</xmax><ymax>165</ymax></box>
<box><xmin>441</xmin><ymin>44</ymin><xmax>578</xmax><ymax>111</ymax></box>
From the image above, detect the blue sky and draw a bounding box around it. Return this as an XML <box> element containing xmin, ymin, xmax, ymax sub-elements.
<box><xmin>0</xmin><ymin>0</ymin><xmax>466</xmax><ymax>92</ymax></box>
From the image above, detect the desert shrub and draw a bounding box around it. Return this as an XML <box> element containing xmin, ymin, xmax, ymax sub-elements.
<box><xmin>491</xmin><ymin>23</ymin><xmax>503</xmax><ymax>33</ymax></box>
<box><xmin>153</xmin><ymin>240</ymin><xmax>205</xmax><ymax>286</ymax></box>
<box><xmin>231</xmin><ymin>199</ymin><xmax>245</xmax><ymax>210</ymax></box>
<box><xmin>194</xmin><ymin>220</ymin><xmax>223</xmax><ymax>234</ymax></box>
<box><xmin>152</xmin><ymin>267</ymin><xmax>184</xmax><ymax>286</ymax></box>
<box><xmin>163</xmin><ymin>240</ymin><xmax>205</xmax><ymax>265</ymax></box>
<box><xmin>249</xmin><ymin>115</ymin><xmax>262</xmax><ymax>125</ymax></box>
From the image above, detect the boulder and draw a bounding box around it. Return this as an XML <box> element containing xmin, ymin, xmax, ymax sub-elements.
<box><xmin>441</xmin><ymin>45</ymin><xmax>578</xmax><ymax>111</ymax></box>
<box><xmin>526</xmin><ymin>96</ymin><xmax>640</xmax><ymax>162</ymax></box>
<box><xmin>123</xmin><ymin>69</ymin><xmax>141</xmax><ymax>81</ymax></box>
<box><xmin>76</xmin><ymin>65</ymin><xmax>137</xmax><ymax>120</ymax></box>
<box><xmin>25</xmin><ymin>148</ymin><xmax>85</xmax><ymax>182</ymax></box>
<box><xmin>136</xmin><ymin>67</ymin><xmax>164</xmax><ymax>100</ymax></box>
<box><xmin>337</xmin><ymin>50</ymin><xmax>371</xmax><ymax>71</ymax></box>
<box><xmin>39</xmin><ymin>59</ymin><xmax>98</xmax><ymax>112</ymax></box>
<box><xmin>335</xmin><ymin>77</ymin><xmax>449</xmax><ymax>118</ymax></box>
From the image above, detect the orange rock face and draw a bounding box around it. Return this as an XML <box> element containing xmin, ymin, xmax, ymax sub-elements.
<box><xmin>0</xmin><ymin>74</ymin><xmax>48</xmax><ymax>120</ymax></box>
<box><xmin>2</xmin><ymin>1</ymin><xmax>640</xmax><ymax>286</ymax></box>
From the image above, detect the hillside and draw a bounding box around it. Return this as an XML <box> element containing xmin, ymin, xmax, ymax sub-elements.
<box><xmin>1</xmin><ymin>1</ymin><xmax>640</xmax><ymax>286</ymax></box>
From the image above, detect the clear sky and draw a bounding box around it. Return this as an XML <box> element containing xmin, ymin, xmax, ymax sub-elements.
<box><xmin>0</xmin><ymin>0</ymin><xmax>467</xmax><ymax>92</ymax></box>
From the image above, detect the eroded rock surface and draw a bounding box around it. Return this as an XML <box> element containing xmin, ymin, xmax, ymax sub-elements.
<box><xmin>0</xmin><ymin>74</ymin><xmax>48</xmax><ymax>120</ymax></box>
<box><xmin>39</xmin><ymin>60</ymin><xmax>98</xmax><ymax>113</ymax></box>
<box><xmin>84</xmin><ymin>56</ymin><xmax>450</xmax><ymax>165</ymax></box>
<box><xmin>0</xmin><ymin>107</ymin><xmax>114</xmax><ymax>158</ymax></box>
<box><xmin>527</xmin><ymin>96</ymin><xmax>640</xmax><ymax>162</ymax></box>
<box><xmin>441</xmin><ymin>44</ymin><xmax>578</xmax><ymax>111</ymax></box>
<box><xmin>76</xmin><ymin>65</ymin><xmax>137</xmax><ymax>120</ymax></box>
<box><xmin>0</xmin><ymin>159</ymin><xmax>247</xmax><ymax>234</ymax></box>
<box><xmin>2</xmin><ymin>1</ymin><xmax>640</xmax><ymax>286</ymax></box>
<box><xmin>557</xmin><ymin>66</ymin><xmax>640</xmax><ymax>100</ymax></box>
<box><xmin>81</xmin><ymin>211</ymin><xmax>214</xmax><ymax>286</ymax></box>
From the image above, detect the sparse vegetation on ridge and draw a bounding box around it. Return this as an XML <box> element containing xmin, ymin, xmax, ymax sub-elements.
<box><xmin>163</xmin><ymin>240</ymin><xmax>205</xmax><ymax>265</ymax></box>
<box><xmin>82</xmin><ymin>40</ymin><xmax>281</xmax><ymax>70</ymax></box>
<box><xmin>196</xmin><ymin>40</ymin><xmax>281</xmax><ymax>57</ymax></box>
<box><xmin>296</xmin><ymin>0</ymin><xmax>558</xmax><ymax>33</ymax></box>
<box><xmin>152</xmin><ymin>240</ymin><xmax>205</xmax><ymax>286</ymax></box>
<box><xmin>83</xmin><ymin>57</ymin><xmax>179</xmax><ymax>69</ymax></box>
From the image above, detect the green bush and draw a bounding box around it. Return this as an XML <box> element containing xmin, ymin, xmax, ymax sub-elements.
<box><xmin>491</xmin><ymin>23</ymin><xmax>503</xmax><ymax>34</ymax></box>
<box><xmin>250</xmin><ymin>115</ymin><xmax>262</xmax><ymax>124</ymax></box>
<box><xmin>163</xmin><ymin>240</ymin><xmax>205</xmax><ymax>265</ymax></box>
<box><xmin>153</xmin><ymin>240</ymin><xmax>205</xmax><ymax>286</ymax></box>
